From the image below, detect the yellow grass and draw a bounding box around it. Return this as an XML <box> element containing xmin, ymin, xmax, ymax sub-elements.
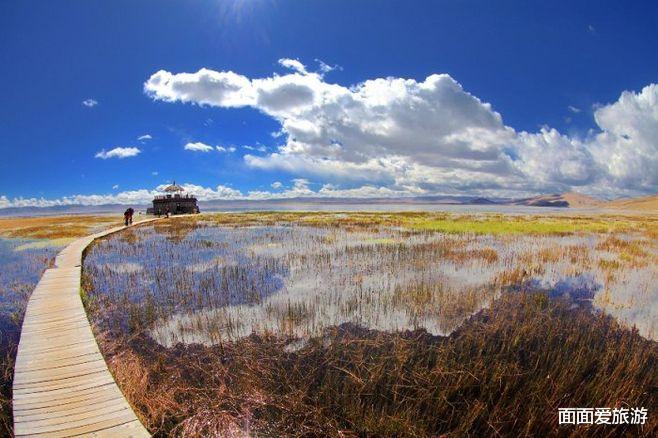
<box><xmin>0</xmin><ymin>215</ymin><xmax>121</xmax><ymax>240</ymax></box>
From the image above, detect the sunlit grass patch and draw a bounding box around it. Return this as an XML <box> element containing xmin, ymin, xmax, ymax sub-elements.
<box><xmin>0</xmin><ymin>215</ymin><xmax>121</xmax><ymax>240</ymax></box>
<box><xmin>13</xmin><ymin>237</ymin><xmax>76</xmax><ymax>251</ymax></box>
<box><xmin>406</xmin><ymin>215</ymin><xmax>631</xmax><ymax>235</ymax></box>
<box><xmin>195</xmin><ymin>210</ymin><xmax>658</xmax><ymax>237</ymax></box>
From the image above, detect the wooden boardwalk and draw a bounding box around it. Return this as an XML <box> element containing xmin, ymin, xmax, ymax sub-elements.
<box><xmin>13</xmin><ymin>219</ymin><xmax>157</xmax><ymax>437</ymax></box>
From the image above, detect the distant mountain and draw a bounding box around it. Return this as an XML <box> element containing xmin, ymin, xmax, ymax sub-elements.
<box><xmin>561</xmin><ymin>192</ymin><xmax>606</xmax><ymax>208</ymax></box>
<box><xmin>605</xmin><ymin>194</ymin><xmax>658</xmax><ymax>213</ymax></box>
<box><xmin>509</xmin><ymin>194</ymin><xmax>570</xmax><ymax>207</ymax></box>
<box><xmin>470</xmin><ymin>197</ymin><xmax>498</xmax><ymax>205</ymax></box>
<box><xmin>1</xmin><ymin>192</ymin><xmax>655</xmax><ymax>217</ymax></box>
<box><xmin>509</xmin><ymin>192</ymin><xmax>603</xmax><ymax>208</ymax></box>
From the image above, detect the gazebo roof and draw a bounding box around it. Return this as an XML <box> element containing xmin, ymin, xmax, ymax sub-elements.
<box><xmin>163</xmin><ymin>181</ymin><xmax>185</xmax><ymax>193</ymax></box>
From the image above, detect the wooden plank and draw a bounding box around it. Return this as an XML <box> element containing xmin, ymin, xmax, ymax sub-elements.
<box><xmin>13</xmin><ymin>218</ymin><xmax>157</xmax><ymax>437</ymax></box>
<box><xmin>15</xmin><ymin>406</ymin><xmax>137</xmax><ymax>436</ymax></box>
<box><xmin>15</xmin><ymin>398</ymin><xmax>133</xmax><ymax>428</ymax></box>
<box><xmin>13</xmin><ymin>389</ymin><xmax>124</xmax><ymax>419</ymax></box>
<box><xmin>88</xmin><ymin>420</ymin><xmax>149</xmax><ymax>438</ymax></box>
<box><xmin>13</xmin><ymin>360</ymin><xmax>108</xmax><ymax>385</ymax></box>
<box><xmin>15</xmin><ymin>343</ymin><xmax>100</xmax><ymax>364</ymax></box>
<box><xmin>15</xmin><ymin>351</ymin><xmax>101</xmax><ymax>372</ymax></box>
<box><xmin>12</xmin><ymin>382</ymin><xmax>120</xmax><ymax>407</ymax></box>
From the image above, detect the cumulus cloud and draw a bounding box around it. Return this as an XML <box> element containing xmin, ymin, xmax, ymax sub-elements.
<box><xmin>184</xmin><ymin>142</ymin><xmax>214</xmax><ymax>152</ymax></box>
<box><xmin>145</xmin><ymin>69</ymin><xmax>254</xmax><ymax>107</ymax></box>
<box><xmin>95</xmin><ymin>147</ymin><xmax>141</xmax><ymax>159</ymax></box>
<box><xmin>589</xmin><ymin>84</ymin><xmax>658</xmax><ymax>192</ymax></box>
<box><xmin>82</xmin><ymin>98</ymin><xmax>98</xmax><ymax>107</ymax></box>
<box><xmin>138</xmin><ymin>134</ymin><xmax>152</xmax><ymax>141</ymax></box>
<box><xmin>271</xmin><ymin>181</ymin><xmax>282</xmax><ymax>189</ymax></box>
<box><xmin>141</xmin><ymin>61</ymin><xmax>658</xmax><ymax>197</ymax></box>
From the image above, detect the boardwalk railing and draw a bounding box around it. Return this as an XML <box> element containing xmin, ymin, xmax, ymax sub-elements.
<box><xmin>12</xmin><ymin>218</ymin><xmax>157</xmax><ymax>437</ymax></box>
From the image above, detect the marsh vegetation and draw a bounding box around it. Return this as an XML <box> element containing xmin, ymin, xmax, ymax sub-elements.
<box><xmin>81</xmin><ymin>212</ymin><xmax>658</xmax><ymax>436</ymax></box>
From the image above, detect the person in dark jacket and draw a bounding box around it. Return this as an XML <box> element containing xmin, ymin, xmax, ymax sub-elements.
<box><xmin>124</xmin><ymin>208</ymin><xmax>134</xmax><ymax>226</ymax></box>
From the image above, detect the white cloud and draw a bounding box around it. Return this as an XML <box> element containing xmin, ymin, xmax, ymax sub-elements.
<box><xmin>278</xmin><ymin>58</ymin><xmax>308</xmax><ymax>75</ymax></box>
<box><xmin>82</xmin><ymin>99</ymin><xmax>98</xmax><ymax>107</ymax></box>
<box><xmin>314</xmin><ymin>58</ymin><xmax>341</xmax><ymax>75</ymax></box>
<box><xmin>589</xmin><ymin>84</ymin><xmax>658</xmax><ymax>192</ymax></box>
<box><xmin>112</xmin><ymin>184</ymin><xmax>119</xmax><ymax>190</ymax></box>
<box><xmin>0</xmin><ymin>181</ymin><xmax>432</xmax><ymax>209</ymax></box>
<box><xmin>144</xmin><ymin>62</ymin><xmax>658</xmax><ymax>197</ymax></box>
<box><xmin>145</xmin><ymin>69</ymin><xmax>254</xmax><ymax>107</ymax></box>
<box><xmin>568</xmin><ymin>105</ymin><xmax>581</xmax><ymax>113</ymax></box>
<box><xmin>95</xmin><ymin>147</ymin><xmax>141</xmax><ymax>159</ymax></box>
<box><xmin>138</xmin><ymin>134</ymin><xmax>152</xmax><ymax>141</ymax></box>
<box><xmin>152</xmin><ymin>171</ymin><xmax>159</xmax><ymax>176</ymax></box>
<box><xmin>216</xmin><ymin>145</ymin><xmax>236</xmax><ymax>153</ymax></box>
<box><xmin>184</xmin><ymin>142</ymin><xmax>214</xmax><ymax>152</ymax></box>
<box><xmin>271</xmin><ymin>181</ymin><xmax>282</xmax><ymax>189</ymax></box>
<box><xmin>185</xmin><ymin>142</ymin><xmax>236</xmax><ymax>153</ymax></box>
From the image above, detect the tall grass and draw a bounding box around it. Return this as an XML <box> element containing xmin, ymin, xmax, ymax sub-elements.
<box><xmin>100</xmin><ymin>292</ymin><xmax>658</xmax><ymax>437</ymax></box>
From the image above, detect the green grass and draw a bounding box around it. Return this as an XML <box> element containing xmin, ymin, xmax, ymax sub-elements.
<box><xmin>407</xmin><ymin>216</ymin><xmax>630</xmax><ymax>235</ymax></box>
<box><xmin>195</xmin><ymin>210</ymin><xmax>656</xmax><ymax>236</ymax></box>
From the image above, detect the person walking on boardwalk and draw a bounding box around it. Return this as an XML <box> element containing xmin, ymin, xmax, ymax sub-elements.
<box><xmin>124</xmin><ymin>208</ymin><xmax>134</xmax><ymax>226</ymax></box>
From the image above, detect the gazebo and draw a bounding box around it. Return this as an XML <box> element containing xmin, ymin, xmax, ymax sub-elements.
<box><xmin>148</xmin><ymin>181</ymin><xmax>200</xmax><ymax>215</ymax></box>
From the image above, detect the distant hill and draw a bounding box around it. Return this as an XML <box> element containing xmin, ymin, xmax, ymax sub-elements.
<box><xmin>605</xmin><ymin>194</ymin><xmax>658</xmax><ymax>213</ymax></box>
<box><xmin>509</xmin><ymin>194</ymin><xmax>569</xmax><ymax>208</ymax></box>
<box><xmin>509</xmin><ymin>192</ymin><xmax>603</xmax><ymax>208</ymax></box>
<box><xmin>561</xmin><ymin>192</ymin><xmax>605</xmax><ymax>208</ymax></box>
<box><xmin>510</xmin><ymin>192</ymin><xmax>657</xmax><ymax>212</ymax></box>
<box><xmin>0</xmin><ymin>192</ymin><xmax>655</xmax><ymax>217</ymax></box>
<box><xmin>470</xmin><ymin>197</ymin><xmax>498</xmax><ymax>205</ymax></box>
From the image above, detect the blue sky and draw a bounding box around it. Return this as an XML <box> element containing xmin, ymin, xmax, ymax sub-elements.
<box><xmin>1</xmin><ymin>0</ymin><xmax>657</xmax><ymax>207</ymax></box>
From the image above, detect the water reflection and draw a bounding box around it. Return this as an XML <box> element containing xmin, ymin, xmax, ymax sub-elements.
<box><xmin>82</xmin><ymin>222</ymin><xmax>658</xmax><ymax>347</ymax></box>
<box><xmin>0</xmin><ymin>238</ymin><xmax>57</xmax><ymax>347</ymax></box>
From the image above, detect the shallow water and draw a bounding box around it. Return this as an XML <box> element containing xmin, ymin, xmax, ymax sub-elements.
<box><xmin>83</xmin><ymin>221</ymin><xmax>658</xmax><ymax>348</ymax></box>
<box><xmin>0</xmin><ymin>238</ymin><xmax>57</xmax><ymax>346</ymax></box>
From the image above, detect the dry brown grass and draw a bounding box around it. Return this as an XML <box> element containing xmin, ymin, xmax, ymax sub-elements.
<box><xmin>0</xmin><ymin>215</ymin><xmax>120</xmax><ymax>239</ymax></box>
<box><xmin>97</xmin><ymin>292</ymin><xmax>658</xmax><ymax>437</ymax></box>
